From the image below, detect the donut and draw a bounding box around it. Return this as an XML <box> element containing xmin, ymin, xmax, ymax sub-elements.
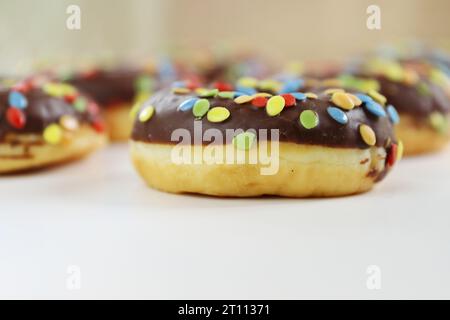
<box><xmin>0</xmin><ymin>78</ymin><xmax>106</xmax><ymax>174</ymax></box>
<box><xmin>129</xmin><ymin>78</ymin><xmax>401</xmax><ymax>197</ymax></box>
<box><xmin>343</xmin><ymin>58</ymin><xmax>450</xmax><ymax>155</ymax></box>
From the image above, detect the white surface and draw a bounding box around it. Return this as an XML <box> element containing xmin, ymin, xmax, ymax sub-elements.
<box><xmin>1</xmin><ymin>143</ymin><xmax>450</xmax><ymax>299</ymax></box>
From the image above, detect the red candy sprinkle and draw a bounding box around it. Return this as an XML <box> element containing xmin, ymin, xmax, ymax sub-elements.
<box><xmin>281</xmin><ymin>94</ymin><xmax>296</xmax><ymax>107</ymax></box>
<box><xmin>87</xmin><ymin>102</ymin><xmax>100</xmax><ymax>114</ymax></box>
<box><xmin>251</xmin><ymin>96</ymin><xmax>268</xmax><ymax>108</ymax></box>
<box><xmin>387</xmin><ymin>143</ymin><xmax>397</xmax><ymax>166</ymax></box>
<box><xmin>213</xmin><ymin>81</ymin><xmax>233</xmax><ymax>92</ymax></box>
<box><xmin>6</xmin><ymin>107</ymin><xmax>26</xmax><ymax>129</ymax></box>
<box><xmin>81</xmin><ymin>69</ymin><xmax>100</xmax><ymax>79</ymax></box>
<box><xmin>11</xmin><ymin>82</ymin><xmax>31</xmax><ymax>93</ymax></box>
<box><xmin>64</xmin><ymin>93</ymin><xmax>77</xmax><ymax>103</ymax></box>
<box><xmin>92</xmin><ymin>119</ymin><xmax>105</xmax><ymax>133</ymax></box>
<box><xmin>185</xmin><ymin>79</ymin><xmax>200</xmax><ymax>90</ymax></box>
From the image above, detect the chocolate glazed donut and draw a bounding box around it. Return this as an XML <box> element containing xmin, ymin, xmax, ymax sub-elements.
<box><xmin>129</xmin><ymin>78</ymin><xmax>401</xmax><ymax>197</ymax></box>
<box><xmin>0</xmin><ymin>79</ymin><xmax>106</xmax><ymax>173</ymax></box>
<box><xmin>346</xmin><ymin>58</ymin><xmax>450</xmax><ymax>155</ymax></box>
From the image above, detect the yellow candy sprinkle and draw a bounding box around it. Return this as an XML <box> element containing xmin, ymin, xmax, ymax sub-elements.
<box><xmin>43</xmin><ymin>124</ymin><xmax>63</xmax><ymax>145</ymax></box>
<box><xmin>331</xmin><ymin>92</ymin><xmax>354</xmax><ymax>110</ymax></box>
<box><xmin>139</xmin><ymin>105</ymin><xmax>155</xmax><ymax>122</ymax></box>
<box><xmin>368</xmin><ymin>90</ymin><xmax>387</xmax><ymax>106</ymax></box>
<box><xmin>206</xmin><ymin>107</ymin><xmax>230</xmax><ymax>123</ymax></box>
<box><xmin>134</xmin><ymin>91</ymin><xmax>150</xmax><ymax>104</ymax></box>
<box><xmin>346</xmin><ymin>93</ymin><xmax>363</xmax><ymax>106</ymax></box>
<box><xmin>237</xmin><ymin>77</ymin><xmax>258</xmax><ymax>88</ymax></box>
<box><xmin>304</xmin><ymin>92</ymin><xmax>318</xmax><ymax>99</ymax></box>
<box><xmin>397</xmin><ymin>140</ymin><xmax>404</xmax><ymax>162</ymax></box>
<box><xmin>323</xmin><ymin>88</ymin><xmax>345</xmax><ymax>95</ymax></box>
<box><xmin>259</xmin><ymin>79</ymin><xmax>282</xmax><ymax>92</ymax></box>
<box><xmin>359</xmin><ymin>124</ymin><xmax>376</xmax><ymax>146</ymax></box>
<box><xmin>43</xmin><ymin>83</ymin><xmax>76</xmax><ymax>97</ymax></box>
<box><xmin>172</xmin><ymin>87</ymin><xmax>190</xmax><ymax>94</ymax></box>
<box><xmin>234</xmin><ymin>95</ymin><xmax>254</xmax><ymax>104</ymax></box>
<box><xmin>129</xmin><ymin>102</ymin><xmax>141</xmax><ymax>120</ymax></box>
<box><xmin>266</xmin><ymin>95</ymin><xmax>285</xmax><ymax>117</ymax></box>
<box><xmin>252</xmin><ymin>92</ymin><xmax>272</xmax><ymax>98</ymax></box>
<box><xmin>59</xmin><ymin>115</ymin><xmax>79</xmax><ymax>131</ymax></box>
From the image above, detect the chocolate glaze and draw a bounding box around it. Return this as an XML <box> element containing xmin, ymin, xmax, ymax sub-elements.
<box><xmin>67</xmin><ymin>68</ymin><xmax>141</xmax><ymax>107</ymax></box>
<box><xmin>131</xmin><ymin>89</ymin><xmax>396</xmax><ymax>150</ymax></box>
<box><xmin>366</xmin><ymin>75</ymin><xmax>450</xmax><ymax>117</ymax></box>
<box><xmin>0</xmin><ymin>86</ymin><xmax>98</xmax><ymax>141</ymax></box>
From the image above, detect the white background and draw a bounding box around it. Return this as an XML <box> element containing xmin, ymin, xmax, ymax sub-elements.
<box><xmin>1</xmin><ymin>143</ymin><xmax>449</xmax><ymax>299</ymax></box>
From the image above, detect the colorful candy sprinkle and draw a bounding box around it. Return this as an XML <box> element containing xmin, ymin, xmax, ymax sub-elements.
<box><xmin>173</xmin><ymin>87</ymin><xmax>191</xmax><ymax>94</ymax></box>
<box><xmin>266</xmin><ymin>95</ymin><xmax>285</xmax><ymax>116</ymax></box>
<box><xmin>192</xmin><ymin>99</ymin><xmax>210</xmax><ymax>118</ymax></box>
<box><xmin>397</xmin><ymin>141</ymin><xmax>404</xmax><ymax>162</ymax></box>
<box><xmin>304</xmin><ymin>92</ymin><xmax>318</xmax><ymax>99</ymax></box>
<box><xmin>429</xmin><ymin>112</ymin><xmax>448</xmax><ymax>134</ymax></box>
<box><xmin>8</xmin><ymin>91</ymin><xmax>28</xmax><ymax>109</ymax></box>
<box><xmin>43</xmin><ymin>124</ymin><xmax>63</xmax><ymax>145</ymax></box>
<box><xmin>387</xmin><ymin>105</ymin><xmax>400</xmax><ymax>124</ymax></box>
<box><xmin>364</xmin><ymin>100</ymin><xmax>386</xmax><ymax>117</ymax></box>
<box><xmin>178</xmin><ymin>98</ymin><xmax>198</xmax><ymax>111</ymax></box>
<box><xmin>281</xmin><ymin>94</ymin><xmax>296</xmax><ymax>107</ymax></box>
<box><xmin>368</xmin><ymin>90</ymin><xmax>387</xmax><ymax>105</ymax></box>
<box><xmin>60</xmin><ymin>115</ymin><xmax>79</xmax><ymax>131</ymax></box>
<box><xmin>213</xmin><ymin>81</ymin><xmax>233</xmax><ymax>92</ymax></box>
<box><xmin>129</xmin><ymin>102</ymin><xmax>141</xmax><ymax>120</ymax></box>
<box><xmin>323</xmin><ymin>88</ymin><xmax>344</xmax><ymax>95</ymax></box>
<box><xmin>73</xmin><ymin>97</ymin><xmax>87</xmax><ymax>112</ymax></box>
<box><xmin>207</xmin><ymin>107</ymin><xmax>230</xmax><ymax>123</ymax></box>
<box><xmin>291</xmin><ymin>92</ymin><xmax>307</xmax><ymax>101</ymax></box>
<box><xmin>43</xmin><ymin>83</ymin><xmax>76</xmax><ymax>97</ymax></box>
<box><xmin>234</xmin><ymin>95</ymin><xmax>254</xmax><ymax>104</ymax></box>
<box><xmin>139</xmin><ymin>105</ymin><xmax>155</xmax><ymax>122</ymax></box>
<box><xmin>387</xmin><ymin>143</ymin><xmax>398</xmax><ymax>167</ymax></box>
<box><xmin>331</xmin><ymin>92</ymin><xmax>354</xmax><ymax>110</ymax></box>
<box><xmin>299</xmin><ymin>110</ymin><xmax>319</xmax><ymax>129</ymax></box>
<box><xmin>327</xmin><ymin>106</ymin><xmax>348</xmax><ymax>124</ymax></box>
<box><xmin>237</xmin><ymin>77</ymin><xmax>258</xmax><ymax>88</ymax></box>
<box><xmin>135</xmin><ymin>75</ymin><xmax>154</xmax><ymax>92</ymax></box>
<box><xmin>197</xmin><ymin>88</ymin><xmax>219</xmax><ymax>98</ymax></box>
<box><xmin>346</xmin><ymin>94</ymin><xmax>362</xmax><ymax>106</ymax></box>
<box><xmin>6</xmin><ymin>108</ymin><xmax>26</xmax><ymax>129</ymax></box>
<box><xmin>217</xmin><ymin>91</ymin><xmax>235</xmax><ymax>99</ymax></box>
<box><xmin>279</xmin><ymin>78</ymin><xmax>303</xmax><ymax>93</ymax></box>
<box><xmin>251</xmin><ymin>96</ymin><xmax>268</xmax><ymax>108</ymax></box>
<box><xmin>92</xmin><ymin>119</ymin><xmax>106</xmax><ymax>133</ymax></box>
<box><xmin>359</xmin><ymin>124</ymin><xmax>376</xmax><ymax>146</ymax></box>
<box><xmin>233</xmin><ymin>131</ymin><xmax>256</xmax><ymax>150</ymax></box>
<box><xmin>355</xmin><ymin>94</ymin><xmax>373</xmax><ymax>103</ymax></box>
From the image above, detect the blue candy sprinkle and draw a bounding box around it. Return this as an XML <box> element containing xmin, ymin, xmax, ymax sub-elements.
<box><xmin>8</xmin><ymin>91</ymin><xmax>28</xmax><ymax>109</ymax></box>
<box><xmin>355</xmin><ymin>93</ymin><xmax>373</xmax><ymax>103</ymax></box>
<box><xmin>233</xmin><ymin>91</ymin><xmax>248</xmax><ymax>97</ymax></box>
<box><xmin>327</xmin><ymin>106</ymin><xmax>348</xmax><ymax>124</ymax></box>
<box><xmin>236</xmin><ymin>85</ymin><xmax>257</xmax><ymax>95</ymax></box>
<box><xmin>364</xmin><ymin>100</ymin><xmax>387</xmax><ymax>117</ymax></box>
<box><xmin>290</xmin><ymin>92</ymin><xmax>307</xmax><ymax>101</ymax></box>
<box><xmin>172</xmin><ymin>81</ymin><xmax>186</xmax><ymax>88</ymax></box>
<box><xmin>387</xmin><ymin>105</ymin><xmax>400</xmax><ymax>124</ymax></box>
<box><xmin>178</xmin><ymin>98</ymin><xmax>198</xmax><ymax>111</ymax></box>
<box><xmin>279</xmin><ymin>78</ymin><xmax>304</xmax><ymax>94</ymax></box>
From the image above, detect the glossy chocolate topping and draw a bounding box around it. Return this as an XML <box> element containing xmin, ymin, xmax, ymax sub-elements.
<box><xmin>131</xmin><ymin>89</ymin><xmax>397</xmax><ymax>149</ymax></box>
<box><xmin>67</xmin><ymin>69</ymin><xmax>141</xmax><ymax>106</ymax></box>
<box><xmin>369</xmin><ymin>75</ymin><xmax>449</xmax><ymax>117</ymax></box>
<box><xmin>0</xmin><ymin>84</ymin><xmax>100</xmax><ymax>141</ymax></box>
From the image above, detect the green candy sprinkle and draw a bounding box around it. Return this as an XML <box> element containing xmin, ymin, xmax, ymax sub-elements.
<box><xmin>429</xmin><ymin>112</ymin><xmax>448</xmax><ymax>134</ymax></box>
<box><xmin>197</xmin><ymin>88</ymin><xmax>219</xmax><ymax>98</ymax></box>
<box><xmin>73</xmin><ymin>97</ymin><xmax>87</xmax><ymax>112</ymax></box>
<box><xmin>299</xmin><ymin>110</ymin><xmax>319</xmax><ymax>129</ymax></box>
<box><xmin>233</xmin><ymin>132</ymin><xmax>256</xmax><ymax>151</ymax></box>
<box><xmin>135</xmin><ymin>75</ymin><xmax>154</xmax><ymax>92</ymax></box>
<box><xmin>207</xmin><ymin>107</ymin><xmax>230</xmax><ymax>123</ymax></box>
<box><xmin>192</xmin><ymin>99</ymin><xmax>210</xmax><ymax>118</ymax></box>
<box><xmin>218</xmin><ymin>91</ymin><xmax>235</xmax><ymax>99</ymax></box>
<box><xmin>417</xmin><ymin>82</ymin><xmax>431</xmax><ymax>96</ymax></box>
